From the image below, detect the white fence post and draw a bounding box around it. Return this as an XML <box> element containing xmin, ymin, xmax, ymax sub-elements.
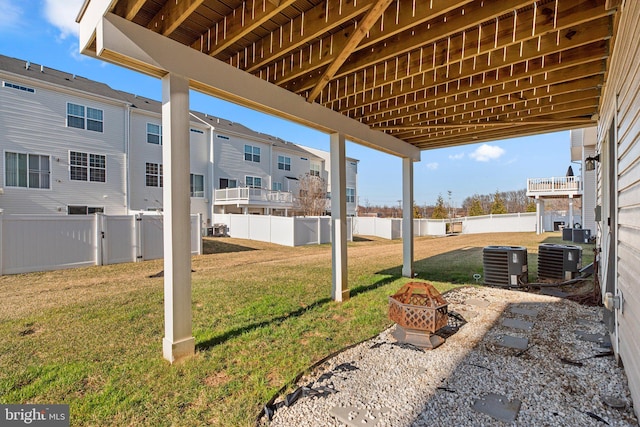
<box><xmin>135</xmin><ymin>213</ymin><xmax>143</xmax><ymax>262</ymax></box>
<box><xmin>197</xmin><ymin>213</ymin><xmax>203</xmax><ymax>255</ymax></box>
<box><xmin>95</xmin><ymin>213</ymin><xmax>103</xmax><ymax>266</ymax></box>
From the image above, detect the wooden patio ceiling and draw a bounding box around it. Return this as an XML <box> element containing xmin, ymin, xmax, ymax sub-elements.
<box><xmin>91</xmin><ymin>0</ymin><xmax>618</xmax><ymax>150</ymax></box>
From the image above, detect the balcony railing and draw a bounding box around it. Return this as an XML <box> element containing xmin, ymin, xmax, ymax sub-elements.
<box><xmin>214</xmin><ymin>187</ymin><xmax>294</xmax><ymax>204</ymax></box>
<box><xmin>526</xmin><ymin>176</ymin><xmax>581</xmax><ymax>195</ymax></box>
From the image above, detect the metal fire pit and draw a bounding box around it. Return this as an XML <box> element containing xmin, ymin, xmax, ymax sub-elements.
<box><xmin>388</xmin><ymin>282</ymin><xmax>449</xmax><ymax>349</ymax></box>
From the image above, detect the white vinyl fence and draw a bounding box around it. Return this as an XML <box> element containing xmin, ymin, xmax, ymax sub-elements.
<box><xmin>212</xmin><ymin>214</ymin><xmax>352</xmax><ymax>246</ymax></box>
<box><xmin>352</xmin><ymin>213</ymin><xmax>536</xmax><ymax>239</ymax></box>
<box><xmin>0</xmin><ymin>212</ymin><xmax>202</xmax><ymax>275</ymax></box>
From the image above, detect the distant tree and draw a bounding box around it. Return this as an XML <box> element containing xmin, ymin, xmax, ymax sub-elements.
<box><xmin>296</xmin><ymin>173</ymin><xmax>327</xmax><ymax>216</ymax></box>
<box><xmin>431</xmin><ymin>194</ymin><xmax>448</xmax><ymax>219</ymax></box>
<box><xmin>413</xmin><ymin>203</ymin><xmax>422</xmax><ymax>218</ymax></box>
<box><xmin>525</xmin><ymin>200</ymin><xmax>536</xmax><ymax>212</ymax></box>
<box><xmin>468</xmin><ymin>198</ymin><xmax>485</xmax><ymax>216</ymax></box>
<box><xmin>490</xmin><ymin>190</ymin><xmax>508</xmax><ymax>214</ymax></box>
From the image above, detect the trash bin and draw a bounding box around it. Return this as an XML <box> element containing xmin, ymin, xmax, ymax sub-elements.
<box><xmin>562</xmin><ymin>228</ymin><xmax>573</xmax><ymax>241</ymax></box>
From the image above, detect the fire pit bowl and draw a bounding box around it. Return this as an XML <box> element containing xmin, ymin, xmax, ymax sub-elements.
<box><xmin>388</xmin><ymin>282</ymin><xmax>449</xmax><ymax>349</ymax></box>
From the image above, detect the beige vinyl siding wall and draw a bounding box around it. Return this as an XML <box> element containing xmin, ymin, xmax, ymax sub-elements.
<box><xmin>597</xmin><ymin>0</ymin><xmax>640</xmax><ymax>415</ymax></box>
<box><xmin>0</xmin><ymin>75</ymin><xmax>127</xmax><ymax>215</ymax></box>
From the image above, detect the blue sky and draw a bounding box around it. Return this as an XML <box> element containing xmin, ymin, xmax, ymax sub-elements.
<box><xmin>0</xmin><ymin>0</ymin><xmax>578</xmax><ymax>208</ymax></box>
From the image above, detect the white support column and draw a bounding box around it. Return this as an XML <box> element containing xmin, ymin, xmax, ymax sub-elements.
<box><xmin>330</xmin><ymin>133</ymin><xmax>349</xmax><ymax>302</ymax></box>
<box><xmin>161</xmin><ymin>73</ymin><xmax>195</xmax><ymax>363</ymax></box>
<box><xmin>568</xmin><ymin>196</ymin><xmax>574</xmax><ymax>228</ymax></box>
<box><xmin>402</xmin><ymin>157</ymin><xmax>414</xmax><ymax>278</ymax></box>
<box><xmin>535</xmin><ymin>197</ymin><xmax>542</xmax><ymax>234</ymax></box>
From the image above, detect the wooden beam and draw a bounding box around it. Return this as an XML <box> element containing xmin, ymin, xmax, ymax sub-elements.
<box><xmin>191</xmin><ymin>0</ymin><xmax>297</xmax><ymax>57</ymax></box>
<box><xmin>273</xmin><ymin>0</ymin><xmax>540</xmax><ymax>89</ymax></box>
<box><xmin>375</xmin><ymin>118</ymin><xmax>595</xmax><ymax>130</ymax></box>
<box><xmin>306</xmin><ymin>0</ymin><xmax>394</xmax><ymax>103</ymax></box>
<box><xmin>362</xmin><ymin>73</ymin><xmax>604</xmax><ymax>127</ymax></box>
<box><xmin>257</xmin><ymin>0</ymin><xmax>478</xmax><ymax>86</ymax></box>
<box><xmin>95</xmin><ymin>12</ymin><xmax>421</xmax><ymax>160</ymax></box>
<box><xmin>113</xmin><ymin>0</ymin><xmax>146</xmax><ymax>21</ymax></box>
<box><xmin>147</xmin><ymin>0</ymin><xmax>205</xmax><ymax>36</ymax></box>
<box><xmin>239</xmin><ymin>0</ymin><xmax>377</xmax><ymax>72</ymax></box>
<box><xmin>285</xmin><ymin>3</ymin><xmax>612</xmax><ymax>94</ymax></box>
<box><xmin>398</xmin><ymin>102</ymin><xmax>599</xmax><ymax>143</ymax></box>
<box><xmin>339</xmin><ymin>43</ymin><xmax>607</xmax><ymax>117</ymax></box>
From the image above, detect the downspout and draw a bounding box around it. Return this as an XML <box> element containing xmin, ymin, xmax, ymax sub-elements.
<box><xmin>209</xmin><ymin>125</ymin><xmax>215</xmax><ymax>224</ymax></box>
<box><xmin>125</xmin><ymin>104</ymin><xmax>131</xmax><ymax>213</ymax></box>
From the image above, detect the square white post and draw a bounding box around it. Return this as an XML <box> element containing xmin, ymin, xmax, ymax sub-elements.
<box><xmin>162</xmin><ymin>73</ymin><xmax>195</xmax><ymax>363</ymax></box>
<box><xmin>402</xmin><ymin>157</ymin><xmax>414</xmax><ymax>277</ymax></box>
<box><xmin>568</xmin><ymin>195</ymin><xmax>574</xmax><ymax>228</ymax></box>
<box><xmin>330</xmin><ymin>133</ymin><xmax>349</xmax><ymax>301</ymax></box>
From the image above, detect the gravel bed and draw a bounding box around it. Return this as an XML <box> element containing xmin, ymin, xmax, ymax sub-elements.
<box><xmin>261</xmin><ymin>286</ymin><xmax>638</xmax><ymax>426</ymax></box>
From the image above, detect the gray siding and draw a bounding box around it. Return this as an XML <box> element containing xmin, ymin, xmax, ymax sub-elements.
<box><xmin>598</xmin><ymin>0</ymin><xmax>640</xmax><ymax>415</ymax></box>
<box><xmin>0</xmin><ymin>73</ymin><xmax>127</xmax><ymax>215</ymax></box>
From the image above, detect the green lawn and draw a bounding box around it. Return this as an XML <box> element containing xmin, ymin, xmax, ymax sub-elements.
<box><xmin>0</xmin><ymin>232</ymin><xmax>594</xmax><ymax>426</ymax></box>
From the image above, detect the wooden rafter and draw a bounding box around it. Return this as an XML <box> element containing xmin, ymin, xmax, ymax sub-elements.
<box><xmin>191</xmin><ymin>0</ymin><xmax>297</xmax><ymax>57</ymax></box>
<box><xmin>147</xmin><ymin>0</ymin><xmax>205</xmax><ymax>36</ymax></box>
<box><xmin>306</xmin><ymin>0</ymin><xmax>395</xmax><ymax>103</ymax></box>
<box><xmin>287</xmin><ymin>2</ymin><xmax>612</xmax><ymax>95</ymax></box>
<box><xmin>101</xmin><ymin>0</ymin><xmax>617</xmax><ymax>152</ymax></box>
<box><xmin>240</xmin><ymin>0</ymin><xmax>377</xmax><ymax>72</ymax></box>
<box><xmin>337</xmin><ymin>42</ymin><xmax>608</xmax><ymax>118</ymax></box>
<box><xmin>113</xmin><ymin>0</ymin><xmax>147</xmax><ymax>21</ymax></box>
<box><xmin>359</xmin><ymin>67</ymin><xmax>605</xmax><ymax>126</ymax></box>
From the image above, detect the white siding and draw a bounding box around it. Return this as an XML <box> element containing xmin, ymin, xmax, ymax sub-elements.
<box><xmin>128</xmin><ymin>110</ymin><xmax>164</xmax><ymax>212</ymax></box>
<box><xmin>189</xmin><ymin>126</ymin><xmax>211</xmax><ymax>225</ymax></box>
<box><xmin>0</xmin><ymin>75</ymin><xmax>127</xmax><ymax>215</ymax></box>
<box><xmin>213</xmin><ymin>132</ymin><xmax>270</xmax><ymax>190</ymax></box>
<box><xmin>597</xmin><ymin>0</ymin><xmax>640</xmax><ymax>416</ymax></box>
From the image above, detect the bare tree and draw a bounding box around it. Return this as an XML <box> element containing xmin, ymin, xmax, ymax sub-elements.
<box><xmin>296</xmin><ymin>173</ymin><xmax>328</xmax><ymax>216</ymax></box>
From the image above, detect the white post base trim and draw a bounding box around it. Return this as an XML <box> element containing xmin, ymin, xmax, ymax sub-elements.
<box><xmin>163</xmin><ymin>336</ymin><xmax>195</xmax><ymax>364</ymax></box>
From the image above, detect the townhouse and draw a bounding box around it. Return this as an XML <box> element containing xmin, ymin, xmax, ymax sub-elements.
<box><xmin>0</xmin><ymin>54</ymin><xmax>358</xmax><ymax>223</ymax></box>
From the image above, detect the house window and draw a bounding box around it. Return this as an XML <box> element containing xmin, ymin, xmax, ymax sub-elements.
<box><xmin>219</xmin><ymin>178</ymin><xmax>237</xmax><ymax>189</ymax></box>
<box><xmin>246</xmin><ymin>176</ymin><xmax>262</xmax><ymax>188</ymax></box>
<box><xmin>68</xmin><ymin>206</ymin><xmax>104</xmax><ymax>215</ymax></box>
<box><xmin>273</xmin><ymin>182</ymin><xmax>283</xmax><ymax>191</ymax></box>
<box><xmin>147</xmin><ymin>123</ymin><xmax>162</xmax><ymax>145</ymax></box>
<box><xmin>346</xmin><ymin>188</ymin><xmax>356</xmax><ymax>203</ymax></box>
<box><xmin>5</xmin><ymin>152</ymin><xmax>50</xmax><ymax>189</ymax></box>
<box><xmin>244</xmin><ymin>144</ymin><xmax>260</xmax><ymax>162</ymax></box>
<box><xmin>146</xmin><ymin>162</ymin><xmax>163</xmax><ymax>187</ymax></box>
<box><xmin>3</xmin><ymin>81</ymin><xmax>35</xmax><ymax>93</ymax></box>
<box><xmin>67</xmin><ymin>103</ymin><xmax>103</xmax><ymax>132</ymax></box>
<box><xmin>310</xmin><ymin>162</ymin><xmax>321</xmax><ymax>177</ymax></box>
<box><xmin>190</xmin><ymin>174</ymin><xmax>204</xmax><ymax>197</ymax></box>
<box><xmin>278</xmin><ymin>155</ymin><xmax>291</xmax><ymax>171</ymax></box>
<box><xmin>70</xmin><ymin>151</ymin><xmax>106</xmax><ymax>182</ymax></box>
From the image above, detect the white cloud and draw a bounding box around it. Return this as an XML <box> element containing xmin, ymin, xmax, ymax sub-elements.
<box><xmin>426</xmin><ymin>162</ymin><xmax>439</xmax><ymax>170</ymax></box>
<box><xmin>448</xmin><ymin>153</ymin><xmax>465</xmax><ymax>160</ymax></box>
<box><xmin>0</xmin><ymin>0</ymin><xmax>24</xmax><ymax>32</ymax></box>
<box><xmin>469</xmin><ymin>144</ymin><xmax>505</xmax><ymax>162</ymax></box>
<box><xmin>43</xmin><ymin>0</ymin><xmax>83</xmax><ymax>39</ymax></box>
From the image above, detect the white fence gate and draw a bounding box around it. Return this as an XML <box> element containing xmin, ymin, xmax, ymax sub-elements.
<box><xmin>0</xmin><ymin>212</ymin><xmax>202</xmax><ymax>275</ymax></box>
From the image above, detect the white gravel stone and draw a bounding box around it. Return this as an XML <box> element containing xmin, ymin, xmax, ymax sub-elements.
<box><xmin>261</xmin><ymin>287</ymin><xmax>638</xmax><ymax>426</ymax></box>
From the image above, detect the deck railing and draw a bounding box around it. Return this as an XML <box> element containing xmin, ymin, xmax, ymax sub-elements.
<box><xmin>526</xmin><ymin>176</ymin><xmax>581</xmax><ymax>194</ymax></box>
<box><xmin>214</xmin><ymin>187</ymin><xmax>293</xmax><ymax>204</ymax></box>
